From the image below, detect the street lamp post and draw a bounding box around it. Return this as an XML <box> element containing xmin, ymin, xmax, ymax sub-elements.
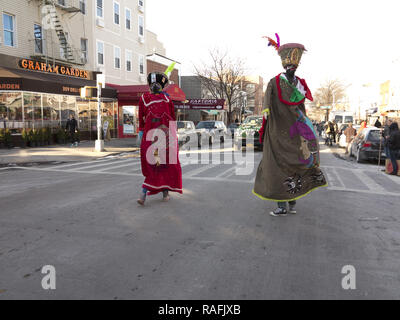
<box><xmin>95</xmin><ymin>74</ymin><xmax>105</xmax><ymax>152</ymax></box>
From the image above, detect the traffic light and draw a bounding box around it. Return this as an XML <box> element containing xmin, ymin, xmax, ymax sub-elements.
<box><xmin>80</xmin><ymin>86</ymin><xmax>97</xmax><ymax>99</ymax></box>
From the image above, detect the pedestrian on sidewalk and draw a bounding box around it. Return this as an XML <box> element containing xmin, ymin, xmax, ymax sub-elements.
<box><xmin>325</xmin><ymin>121</ymin><xmax>334</xmax><ymax>146</ymax></box>
<box><xmin>137</xmin><ymin>71</ymin><xmax>182</xmax><ymax>206</ymax></box>
<box><xmin>381</xmin><ymin>118</ymin><xmax>393</xmax><ymax>170</ymax></box>
<box><xmin>387</xmin><ymin>122</ymin><xmax>400</xmax><ymax>175</ymax></box>
<box><xmin>343</xmin><ymin>123</ymin><xmax>357</xmax><ymax>154</ymax></box>
<box><xmin>254</xmin><ymin>36</ymin><xmax>327</xmax><ymax>217</ymax></box>
<box><xmin>332</xmin><ymin>120</ymin><xmax>339</xmax><ymax>144</ymax></box>
<box><xmin>65</xmin><ymin>114</ymin><xmax>79</xmax><ymax>147</ymax></box>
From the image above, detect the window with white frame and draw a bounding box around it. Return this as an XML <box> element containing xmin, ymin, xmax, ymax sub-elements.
<box><xmin>114</xmin><ymin>46</ymin><xmax>121</xmax><ymax>69</ymax></box>
<box><xmin>125</xmin><ymin>8</ymin><xmax>131</xmax><ymax>30</ymax></box>
<box><xmin>139</xmin><ymin>0</ymin><xmax>144</xmax><ymax>7</ymax></box>
<box><xmin>139</xmin><ymin>55</ymin><xmax>144</xmax><ymax>75</ymax></box>
<box><xmin>138</xmin><ymin>15</ymin><xmax>144</xmax><ymax>37</ymax></box>
<box><xmin>126</xmin><ymin>50</ymin><xmax>132</xmax><ymax>72</ymax></box>
<box><xmin>96</xmin><ymin>0</ymin><xmax>103</xmax><ymax>18</ymax></box>
<box><xmin>79</xmin><ymin>0</ymin><xmax>86</xmax><ymax>14</ymax></box>
<box><xmin>97</xmin><ymin>40</ymin><xmax>104</xmax><ymax>65</ymax></box>
<box><xmin>3</xmin><ymin>13</ymin><xmax>15</xmax><ymax>47</ymax></box>
<box><xmin>114</xmin><ymin>2</ymin><xmax>120</xmax><ymax>25</ymax></box>
<box><xmin>34</xmin><ymin>24</ymin><xmax>43</xmax><ymax>54</ymax></box>
<box><xmin>81</xmin><ymin>38</ymin><xmax>88</xmax><ymax>63</ymax></box>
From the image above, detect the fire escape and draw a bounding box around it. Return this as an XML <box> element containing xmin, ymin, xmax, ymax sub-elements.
<box><xmin>39</xmin><ymin>0</ymin><xmax>83</xmax><ymax>65</ymax></box>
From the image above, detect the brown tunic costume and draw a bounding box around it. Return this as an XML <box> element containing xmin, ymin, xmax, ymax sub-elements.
<box><xmin>253</xmin><ymin>74</ymin><xmax>327</xmax><ymax>202</ymax></box>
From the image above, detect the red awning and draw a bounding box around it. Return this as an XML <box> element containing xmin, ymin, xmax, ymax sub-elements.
<box><xmin>164</xmin><ymin>84</ymin><xmax>186</xmax><ymax>102</ymax></box>
<box><xmin>107</xmin><ymin>83</ymin><xmax>149</xmax><ymax>101</ymax></box>
<box><xmin>107</xmin><ymin>83</ymin><xmax>186</xmax><ymax>103</ymax></box>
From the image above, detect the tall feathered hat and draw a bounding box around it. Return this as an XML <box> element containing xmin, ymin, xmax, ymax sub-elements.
<box><xmin>263</xmin><ymin>34</ymin><xmax>307</xmax><ymax>68</ymax></box>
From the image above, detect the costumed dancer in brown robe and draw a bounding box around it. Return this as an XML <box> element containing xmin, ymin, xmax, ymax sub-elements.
<box><xmin>253</xmin><ymin>35</ymin><xmax>327</xmax><ymax>216</ymax></box>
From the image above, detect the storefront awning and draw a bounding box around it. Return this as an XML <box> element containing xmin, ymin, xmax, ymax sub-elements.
<box><xmin>0</xmin><ymin>67</ymin><xmax>117</xmax><ymax>98</ymax></box>
<box><xmin>164</xmin><ymin>84</ymin><xmax>186</xmax><ymax>102</ymax></box>
<box><xmin>107</xmin><ymin>84</ymin><xmax>149</xmax><ymax>102</ymax></box>
<box><xmin>107</xmin><ymin>83</ymin><xmax>187</xmax><ymax>103</ymax></box>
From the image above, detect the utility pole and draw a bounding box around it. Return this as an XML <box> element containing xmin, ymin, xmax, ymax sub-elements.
<box><xmin>95</xmin><ymin>74</ymin><xmax>105</xmax><ymax>152</ymax></box>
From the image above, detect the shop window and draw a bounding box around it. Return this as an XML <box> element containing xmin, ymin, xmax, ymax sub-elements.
<box><xmin>0</xmin><ymin>92</ymin><xmax>23</xmax><ymax>133</ymax></box>
<box><xmin>77</xmin><ymin>99</ymin><xmax>90</xmax><ymax>131</ymax></box>
<box><xmin>3</xmin><ymin>13</ymin><xmax>15</xmax><ymax>47</ymax></box>
<box><xmin>90</xmin><ymin>101</ymin><xmax>98</xmax><ymax>133</ymax></box>
<box><xmin>60</xmin><ymin>96</ymin><xmax>77</xmax><ymax>129</ymax></box>
<box><xmin>23</xmin><ymin>93</ymin><xmax>42</xmax><ymax>129</ymax></box>
<box><xmin>122</xmin><ymin>106</ymin><xmax>138</xmax><ymax>135</ymax></box>
<box><xmin>42</xmin><ymin>94</ymin><xmax>60</xmax><ymax>130</ymax></box>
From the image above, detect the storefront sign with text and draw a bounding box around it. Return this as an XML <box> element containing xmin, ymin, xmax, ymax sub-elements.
<box><xmin>19</xmin><ymin>59</ymin><xmax>90</xmax><ymax>79</ymax></box>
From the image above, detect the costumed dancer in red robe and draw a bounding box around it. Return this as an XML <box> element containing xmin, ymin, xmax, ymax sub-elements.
<box><xmin>137</xmin><ymin>72</ymin><xmax>182</xmax><ymax>205</ymax></box>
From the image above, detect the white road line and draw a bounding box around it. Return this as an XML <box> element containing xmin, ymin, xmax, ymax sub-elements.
<box><xmin>353</xmin><ymin>170</ymin><xmax>386</xmax><ymax>192</ymax></box>
<box><xmin>327</xmin><ymin>186</ymin><xmax>399</xmax><ymax>197</ymax></box>
<box><xmin>70</xmin><ymin>159</ymin><xmax>135</xmax><ymax>171</ymax></box>
<box><xmin>183</xmin><ymin>164</ymin><xmax>218</xmax><ymax>178</ymax></box>
<box><xmin>14</xmin><ymin>166</ymin><xmax>142</xmax><ymax>177</ymax></box>
<box><xmin>331</xmin><ymin>168</ymin><xmax>345</xmax><ymax>188</ymax></box>
<box><xmin>380</xmin><ymin>171</ymin><xmax>400</xmax><ymax>185</ymax></box>
<box><xmin>98</xmin><ymin>160</ymin><xmax>141</xmax><ymax>172</ymax></box>
<box><xmin>52</xmin><ymin>158</ymin><xmax>116</xmax><ymax>169</ymax></box>
<box><xmin>216</xmin><ymin>166</ymin><xmax>236</xmax><ymax>178</ymax></box>
<box><xmin>324</xmin><ymin>169</ymin><xmax>337</xmax><ymax>188</ymax></box>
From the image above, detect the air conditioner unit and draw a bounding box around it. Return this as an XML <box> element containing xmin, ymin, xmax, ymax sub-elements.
<box><xmin>138</xmin><ymin>5</ymin><xmax>144</xmax><ymax>13</ymax></box>
<box><xmin>96</xmin><ymin>18</ymin><xmax>105</xmax><ymax>28</ymax></box>
<box><xmin>138</xmin><ymin>36</ymin><xmax>145</xmax><ymax>44</ymax></box>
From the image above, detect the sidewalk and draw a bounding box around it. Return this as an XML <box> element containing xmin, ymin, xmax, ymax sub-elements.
<box><xmin>0</xmin><ymin>138</ymin><xmax>140</xmax><ymax>166</ymax></box>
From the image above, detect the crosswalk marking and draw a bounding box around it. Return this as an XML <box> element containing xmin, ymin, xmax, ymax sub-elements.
<box><xmin>98</xmin><ymin>160</ymin><xmax>141</xmax><ymax>172</ymax></box>
<box><xmin>331</xmin><ymin>168</ymin><xmax>345</xmax><ymax>188</ymax></box>
<box><xmin>183</xmin><ymin>164</ymin><xmax>218</xmax><ymax>178</ymax></box>
<box><xmin>74</xmin><ymin>158</ymin><xmax>136</xmax><ymax>171</ymax></box>
<box><xmin>4</xmin><ymin>157</ymin><xmax>400</xmax><ymax>197</ymax></box>
<box><xmin>354</xmin><ymin>170</ymin><xmax>386</xmax><ymax>193</ymax></box>
<box><xmin>52</xmin><ymin>158</ymin><xmax>116</xmax><ymax>169</ymax></box>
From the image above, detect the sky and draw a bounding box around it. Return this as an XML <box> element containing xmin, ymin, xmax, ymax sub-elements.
<box><xmin>147</xmin><ymin>0</ymin><xmax>400</xmax><ymax>101</ymax></box>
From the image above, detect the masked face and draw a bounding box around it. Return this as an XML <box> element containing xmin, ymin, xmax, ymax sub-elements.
<box><xmin>285</xmin><ymin>65</ymin><xmax>297</xmax><ymax>76</ymax></box>
<box><xmin>150</xmin><ymin>82</ymin><xmax>162</xmax><ymax>94</ymax></box>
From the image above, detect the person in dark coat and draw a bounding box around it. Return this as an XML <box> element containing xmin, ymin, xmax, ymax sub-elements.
<box><xmin>382</xmin><ymin>119</ymin><xmax>393</xmax><ymax>165</ymax></box>
<box><xmin>374</xmin><ymin>119</ymin><xmax>382</xmax><ymax>128</ymax></box>
<box><xmin>65</xmin><ymin>114</ymin><xmax>79</xmax><ymax>147</ymax></box>
<box><xmin>387</xmin><ymin>122</ymin><xmax>400</xmax><ymax>175</ymax></box>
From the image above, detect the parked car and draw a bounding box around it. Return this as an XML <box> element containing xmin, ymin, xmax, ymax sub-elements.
<box><xmin>234</xmin><ymin>116</ymin><xmax>264</xmax><ymax>151</ymax></box>
<box><xmin>349</xmin><ymin>128</ymin><xmax>385</xmax><ymax>163</ymax></box>
<box><xmin>195</xmin><ymin>121</ymin><xmax>229</xmax><ymax>145</ymax></box>
<box><xmin>177</xmin><ymin>121</ymin><xmax>209</xmax><ymax>148</ymax></box>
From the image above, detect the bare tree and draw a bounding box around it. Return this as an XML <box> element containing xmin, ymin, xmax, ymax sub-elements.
<box><xmin>193</xmin><ymin>48</ymin><xmax>249</xmax><ymax>124</ymax></box>
<box><xmin>314</xmin><ymin>79</ymin><xmax>348</xmax><ymax>107</ymax></box>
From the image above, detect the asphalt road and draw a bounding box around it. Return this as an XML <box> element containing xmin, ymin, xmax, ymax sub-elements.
<box><xmin>1</xmin><ymin>140</ymin><xmax>400</xmax><ymax>300</ymax></box>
